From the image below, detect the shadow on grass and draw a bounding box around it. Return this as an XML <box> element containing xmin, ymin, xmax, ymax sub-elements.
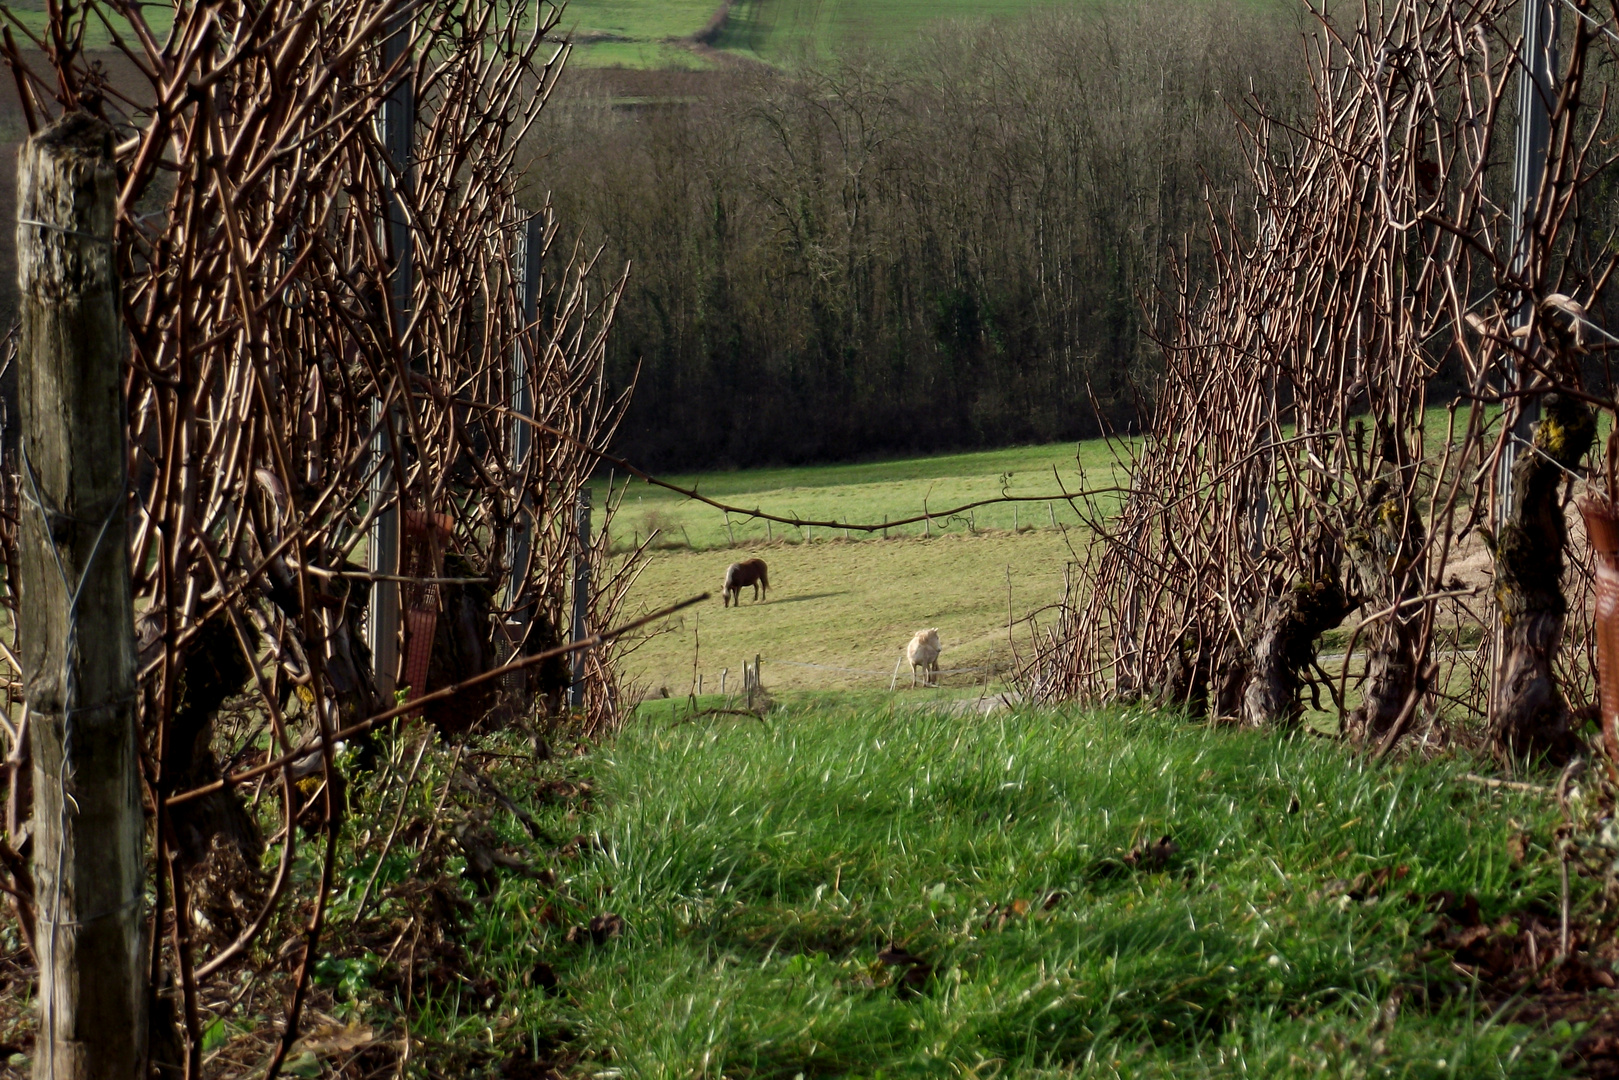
<box><xmin>764</xmin><ymin>591</ymin><xmax>850</xmax><ymax>604</ymax></box>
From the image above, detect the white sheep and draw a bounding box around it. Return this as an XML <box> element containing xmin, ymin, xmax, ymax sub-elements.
<box><xmin>906</xmin><ymin>628</ymin><xmax>941</xmax><ymax>688</ymax></box>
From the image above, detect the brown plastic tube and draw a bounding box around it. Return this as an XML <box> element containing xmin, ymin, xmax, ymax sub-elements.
<box><xmin>1578</xmin><ymin>495</ymin><xmax>1619</xmax><ymax>779</ymax></box>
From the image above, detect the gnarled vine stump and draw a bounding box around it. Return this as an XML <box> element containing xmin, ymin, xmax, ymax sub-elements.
<box><xmin>1491</xmin><ymin>393</ymin><xmax>1595</xmax><ymax>761</ymax></box>
<box><xmin>1239</xmin><ymin>574</ymin><xmax>1351</xmax><ymax>726</ymax></box>
<box><xmin>1344</xmin><ymin>480</ymin><xmax>1425</xmax><ymax>746</ymax></box>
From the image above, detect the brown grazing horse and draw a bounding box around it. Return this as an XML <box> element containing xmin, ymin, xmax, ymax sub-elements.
<box><xmin>723</xmin><ymin>558</ymin><xmax>770</xmax><ymax>606</ymax></box>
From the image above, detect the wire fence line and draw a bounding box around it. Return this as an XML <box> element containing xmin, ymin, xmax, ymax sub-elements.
<box><xmin>766</xmin><ymin>659</ymin><xmax>993</xmax><ymax>678</ymax></box>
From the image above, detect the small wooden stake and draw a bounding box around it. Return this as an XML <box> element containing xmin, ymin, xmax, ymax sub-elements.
<box><xmin>1007</xmin><ymin>564</ymin><xmax>1014</xmax><ymax>631</ymax></box>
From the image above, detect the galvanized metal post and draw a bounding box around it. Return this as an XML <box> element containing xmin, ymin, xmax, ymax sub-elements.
<box><xmin>508</xmin><ymin>215</ymin><xmax>543</xmax><ymax>639</ymax></box>
<box><xmin>569</xmin><ymin>491</ymin><xmax>591</xmax><ymax>709</ymax></box>
<box><xmin>1496</xmin><ymin>0</ymin><xmax>1559</xmax><ymax>525</ymax></box>
<box><xmin>1490</xmin><ymin>0</ymin><xmax>1558</xmax><ymax>718</ymax></box>
<box><xmin>369</xmin><ymin>13</ymin><xmax>414</xmax><ymax>696</ymax></box>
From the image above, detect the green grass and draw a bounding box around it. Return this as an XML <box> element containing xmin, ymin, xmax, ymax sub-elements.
<box><xmin>615</xmin><ymin>531</ymin><xmax>1080</xmax><ymax>696</ymax></box>
<box><xmin>600</xmin><ymin>441</ymin><xmax>1127</xmax><ymax>696</ymax></box>
<box><xmin>714</xmin><ymin>0</ymin><xmax>1074</xmax><ymax>65</ymax></box>
<box><xmin>447</xmin><ymin>703</ymin><xmax>1585</xmax><ymax>1077</ymax></box>
<box><xmin>550</xmin><ymin>0</ymin><xmax>721</xmax><ymax>68</ymax></box>
<box><xmin>2</xmin><ymin>4</ymin><xmax>176</xmax><ymax>54</ymax></box>
<box><xmin>552</xmin><ymin>0</ymin><xmax>1079</xmax><ymax>68</ymax></box>
<box><xmin>598</xmin><ymin>440</ymin><xmax>1124</xmax><ymax>551</ymax></box>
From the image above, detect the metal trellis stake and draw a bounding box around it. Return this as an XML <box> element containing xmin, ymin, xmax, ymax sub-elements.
<box><xmin>569</xmin><ymin>490</ymin><xmax>591</xmax><ymax>709</ymax></box>
<box><xmin>18</xmin><ymin>113</ymin><xmax>144</xmax><ymax>1080</ymax></box>
<box><xmin>369</xmin><ymin>11</ymin><xmax>415</xmax><ymax>697</ymax></box>
<box><xmin>508</xmin><ymin>214</ymin><xmax>544</xmax><ymax>644</ymax></box>
<box><xmin>1496</xmin><ymin>0</ymin><xmax>1559</xmax><ymax>525</ymax></box>
<box><xmin>1492</xmin><ymin>0</ymin><xmax>1559</xmax><ymax>711</ymax></box>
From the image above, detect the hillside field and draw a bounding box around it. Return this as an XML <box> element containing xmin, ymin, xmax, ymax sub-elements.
<box><xmin>558</xmin><ymin>0</ymin><xmax>1073</xmax><ymax>68</ymax></box>
<box><xmin>599</xmin><ymin>441</ymin><xmax>1128</xmax><ymax>698</ymax></box>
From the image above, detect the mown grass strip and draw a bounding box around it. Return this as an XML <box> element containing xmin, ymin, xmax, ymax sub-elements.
<box><xmin>453</xmin><ymin>704</ymin><xmax>1586</xmax><ymax>1078</ymax></box>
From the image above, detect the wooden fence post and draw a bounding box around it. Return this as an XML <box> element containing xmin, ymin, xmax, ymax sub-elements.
<box><xmin>18</xmin><ymin>112</ymin><xmax>144</xmax><ymax>1080</ymax></box>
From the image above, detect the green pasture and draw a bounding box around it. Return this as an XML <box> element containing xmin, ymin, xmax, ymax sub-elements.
<box><xmin>714</xmin><ymin>0</ymin><xmax>1074</xmax><ymax>64</ymax></box>
<box><xmin>549</xmin><ymin>0</ymin><xmax>719</xmax><ymax>68</ymax></box>
<box><xmin>614</xmin><ymin>529</ymin><xmax>1079</xmax><ymax>698</ymax></box>
<box><xmin>1</xmin><ymin>0</ymin><xmax>174</xmax><ymax>53</ymax></box>
<box><xmin>597</xmin><ymin>440</ymin><xmax>1126</xmax><ymax>550</ymax></box>
<box><xmin>419</xmin><ymin>703</ymin><xmax>1586</xmax><ymax>1077</ymax></box>
<box><xmin>600</xmin><ymin>440</ymin><xmax>1128</xmax><ymax>696</ymax></box>
<box><xmin>596</xmin><ymin>412</ymin><xmax>1512</xmax><ymax>700</ymax></box>
<box><xmin>555</xmin><ymin>0</ymin><xmax>1078</xmax><ymax>68</ymax></box>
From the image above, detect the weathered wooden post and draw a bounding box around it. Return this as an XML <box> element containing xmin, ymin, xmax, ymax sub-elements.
<box><xmin>17</xmin><ymin>112</ymin><xmax>144</xmax><ymax>1080</ymax></box>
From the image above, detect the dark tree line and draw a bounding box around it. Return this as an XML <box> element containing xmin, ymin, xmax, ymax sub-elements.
<box><xmin>534</xmin><ymin>1</ymin><xmax>1311</xmax><ymax>470</ymax></box>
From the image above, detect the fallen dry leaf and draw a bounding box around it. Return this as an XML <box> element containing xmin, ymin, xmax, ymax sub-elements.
<box><xmin>295</xmin><ymin>1024</ymin><xmax>376</xmax><ymax>1057</ymax></box>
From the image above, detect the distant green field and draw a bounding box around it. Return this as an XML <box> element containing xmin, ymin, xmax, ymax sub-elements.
<box><xmin>549</xmin><ymin>0</ymin><xmax>719</xmax><ymax>68</ymax></box>
<box><xmin>3</xmin><ymin>3</ymin><xmax>175</xmax><ymax>53</ymax></box>
<box><xmin>556</xmin><ymin>0</ymin><xmax>1072</xmax><ymax>68</ymax></box>
<box><xmin>714</xmin><ymin>0</ymin><xmax>1072</xmax><ymax>64</ymax></box>
<box><xmin>595</xmin><ymin>440</ymin><xmax>1128</xmax><ymax>552</ymax></box>
<box><xmin>8</xmin><ymin>0</ymin><xmax>1065</xmax><ymax>69</ymax></box>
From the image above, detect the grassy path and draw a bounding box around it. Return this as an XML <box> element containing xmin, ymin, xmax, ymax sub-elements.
<box><xmin>473</xmin><ymin>704</ymin><xmax>1582</xmax><ymax>1077</ymax></box>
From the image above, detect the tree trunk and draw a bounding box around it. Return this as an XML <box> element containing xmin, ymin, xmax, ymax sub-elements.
<box><xmin>1492</xmin><ymin>393</ymin><xmax>1596</xmax><ymax>760</ymax></box>
<box><xmin>17</xmin><ymin>113</ymin><xmax>145</xmax><ymax>1079</ymax></box>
